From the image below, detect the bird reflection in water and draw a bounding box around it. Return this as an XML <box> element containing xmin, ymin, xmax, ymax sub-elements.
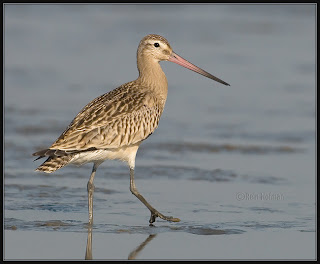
<box><xmin>127</xmin><ymin>234</ymin><xmax>157</xmax><ymax>260</ymax></box>
<box><xmin>85</xmin><ymin>226</ymin><xmax>157</xmax><ymax>260</ymax></box>
<box><xmin>85</xmin><ymin>226</ymin><xmax>93</xmax><ymax>260</ymax></box>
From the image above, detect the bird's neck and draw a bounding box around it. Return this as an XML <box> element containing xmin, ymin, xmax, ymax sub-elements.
<box><xmin>137</xmin><ymin>56</ymin><xmax>168</xmax><ymax>104</ymax></box>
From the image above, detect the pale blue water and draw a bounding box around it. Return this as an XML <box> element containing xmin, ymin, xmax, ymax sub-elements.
<box><xmin>4</xmin><ymin>4</ymin><xmax>316</xmax><ymax>260</ymax></box>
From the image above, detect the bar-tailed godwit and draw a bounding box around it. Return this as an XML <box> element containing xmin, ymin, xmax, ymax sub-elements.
<box><xmin>33</xmin><ymin>34</ymin><xmax>230</xmax><ymax>225</ymax></box>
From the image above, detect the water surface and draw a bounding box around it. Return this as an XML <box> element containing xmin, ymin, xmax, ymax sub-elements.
<box><xmin>4</xmin><ymin>4</ymin><xmax>316</xmax><ymax>260</ymax></box>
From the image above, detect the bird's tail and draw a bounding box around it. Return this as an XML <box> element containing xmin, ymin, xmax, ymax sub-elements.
<box><xmin>35</xmin><ymin>156</ymin><xmax>73</xmax><ymax>173</ymax></box>
<box><xmin>33</xmin><ymin>149</ymin><xmax>73</xmax><ymax>173</ymax></box>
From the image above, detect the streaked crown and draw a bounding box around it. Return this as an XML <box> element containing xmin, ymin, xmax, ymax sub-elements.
<box><xmin>137</xmin><ymin>34</ymin><xmax>173</xmax><ymax>62</ymax></box>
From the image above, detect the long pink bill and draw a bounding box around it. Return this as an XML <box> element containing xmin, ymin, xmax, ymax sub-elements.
<box><xmin>168</xmin><ymin>51</ymin><xmax>230</xmax><ymax>86</ymax></box>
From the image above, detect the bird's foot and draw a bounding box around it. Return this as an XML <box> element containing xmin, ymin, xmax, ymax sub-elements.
<box><xmin>149</xmin><ymin>210</ymin><xmax>180</xmax><ymax>224</ymax></box>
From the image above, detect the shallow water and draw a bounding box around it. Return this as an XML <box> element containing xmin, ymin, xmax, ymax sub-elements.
<box><xmin>4</xmin><ymin>4</ymin><xmax>316</xmax><ymax>260</ymax></box>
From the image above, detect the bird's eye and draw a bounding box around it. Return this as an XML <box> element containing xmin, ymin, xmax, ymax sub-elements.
<box><xmin>154</xmin><ymin>43</ymin><xmax>160</xmax><ymax>47</ymax></box>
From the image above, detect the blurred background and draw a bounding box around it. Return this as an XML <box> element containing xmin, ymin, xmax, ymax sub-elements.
<box><xmin>4</xmin><ymin>4</ymin><xmax>315</xmax><ymax>260</ymax></box>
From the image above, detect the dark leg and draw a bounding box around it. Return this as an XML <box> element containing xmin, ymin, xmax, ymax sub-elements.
<box><xmin>87</xmin><ymin>163</ymin><xmax>99</xmax><ymax>225</ymax></box>
<box><xmin>129</xmin><ymin>167</ymin><xmax>180</xmax><ymax>224</ymax></box>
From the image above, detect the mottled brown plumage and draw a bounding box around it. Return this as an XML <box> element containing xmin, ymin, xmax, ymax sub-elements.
<box><xmin>33</xmin><ymin>34</ymin><xmax>229</xmax><ymax>225</ymax></box>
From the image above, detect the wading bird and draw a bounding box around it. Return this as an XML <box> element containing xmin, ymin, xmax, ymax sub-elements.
<box><xmin>33</xmin><ymin>34</ymin><xmax>230</xmax><ymax>225</ymax></box>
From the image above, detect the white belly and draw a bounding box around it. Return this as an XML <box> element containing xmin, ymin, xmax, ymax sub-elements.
<box><xmin>69</xmin><ymin>143</ymin><xmax>140</xmax><ymax>168</ymax></box>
